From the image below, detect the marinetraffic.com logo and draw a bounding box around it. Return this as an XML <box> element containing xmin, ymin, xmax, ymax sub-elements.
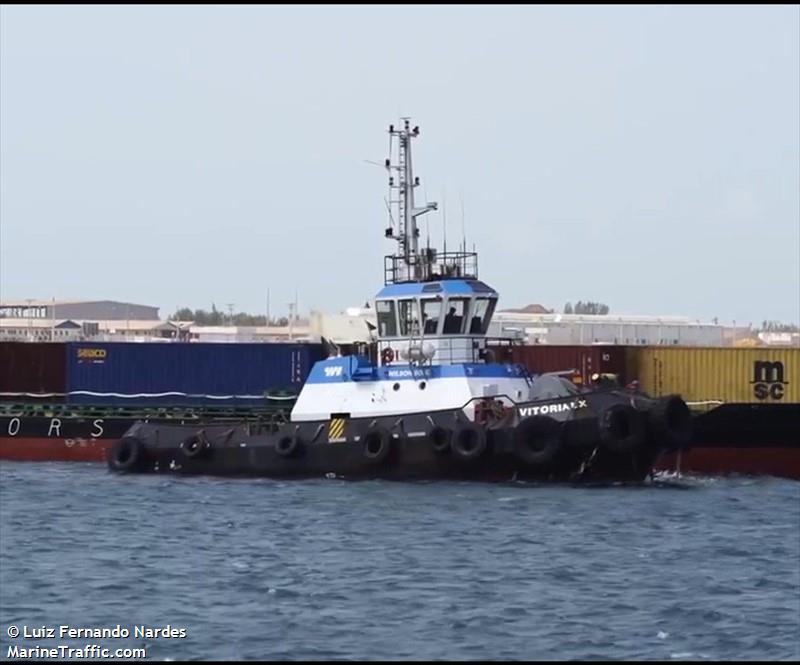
<box><xmin>751</xmin><ymin>360</ymin><xmax>787</xmax><ymax>400</ymax></box>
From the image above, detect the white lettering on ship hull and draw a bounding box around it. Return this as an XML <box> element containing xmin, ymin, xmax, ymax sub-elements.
<box><xmin>386</xmin><ymin>369</ymin><xmax>433</xmax><ymax>379</ymax></box>
<box><xmin>519</xmin><ymin>399</ymin><xmax>588</xmax><ymax>417</ymax></box>
<box><xmin>47</xmin><ymin>418</ymin><xmax>62</xmax><ymax>437</ymax></box>
<box><xmin>3</xmin><ymin>418</ymin><xmax>107</xmax><ymax>437</ymax></box>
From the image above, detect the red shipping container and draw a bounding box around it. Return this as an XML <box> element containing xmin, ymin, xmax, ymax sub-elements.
<box><xmin>0</xmin><ymin>342</ymin><xmax>68</xmax><ymax>398</ymax></box>
<box><xmin>488</xmin><ymin>344</ymin><xmax>627</xmax><ymax>387</ymax></box>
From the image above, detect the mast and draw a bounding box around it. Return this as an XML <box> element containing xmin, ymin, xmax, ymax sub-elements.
<box><xmin>385</xmin><ymin>119</ymin><xmax>438</xmax><ymax>282</ymax></box>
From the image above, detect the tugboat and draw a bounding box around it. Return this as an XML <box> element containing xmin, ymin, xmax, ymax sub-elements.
<box><xmin>108</xmin><ymin>119</ymin><xmax>693</xmax><ymax>482</ymax></box>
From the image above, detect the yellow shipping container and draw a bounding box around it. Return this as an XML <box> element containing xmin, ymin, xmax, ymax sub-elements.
<box><xmin>625</xmin><ymin>346</ymin><xmax>800</xmax><ymax>405</ymax></box>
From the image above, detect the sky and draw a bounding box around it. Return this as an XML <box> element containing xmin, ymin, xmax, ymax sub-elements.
<box><xmin>1</xmin><ymin>5</ymin><xmax>798</xmax><ymax>326</ymax></box>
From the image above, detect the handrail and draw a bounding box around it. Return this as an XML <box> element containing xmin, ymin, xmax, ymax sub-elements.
<box><xmin>384</xmin><ymin>251</ymin><xmax>479</xmax><ymax>284</ymax></box>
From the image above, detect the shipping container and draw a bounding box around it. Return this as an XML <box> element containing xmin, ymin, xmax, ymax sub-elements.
<box><xmin>624</xmin><ymin>346</ymin><xmax>800</xmax><ymax>404</ymax></box>
<box><xmin>0</xmin><ymin>342</ymin><xmax>67</xmax><ymax>399</ymax></box>
<box><xmin>488</xmin><ymin>344</ymin><xmax>628</xmax><ymax>387</ymax></box>
<box><xmin>65</xmin><ymin>342</ymin><xmax>327</xmax><ymax>405</ymax></box>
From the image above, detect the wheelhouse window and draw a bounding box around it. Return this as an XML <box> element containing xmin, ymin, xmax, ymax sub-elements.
<box><xmin>443</xmin><ymin>298</ymin><xmax>469</xmax><ymax>335</ymax></box>
<box><xmin>376</xmin><ymin>300</ymin><xmax>397</xmax><ymax>337</ymax></box>
<box><xmin>421</xmin><ymin>298</ymin><xmax>442</xmax><ymax>335</ymax></box>
<box><xmin>398</xmin><ymin>299</ymin><xmax>420</xmax><ymax>336</ymax></box>
<box><xmin>469</xmin><ymin>297</ymin><xmax>497</xmax><ymax>334</ymax></box>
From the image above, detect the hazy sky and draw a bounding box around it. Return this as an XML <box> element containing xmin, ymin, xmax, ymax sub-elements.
<box><xmin>1</xmin><ymin>5</ymin><xmax>798</xmax><ymax>325</ymax></box>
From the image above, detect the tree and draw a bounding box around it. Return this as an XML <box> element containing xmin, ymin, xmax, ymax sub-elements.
<box><xmin>170</xmin><ymin>305</ymin><xmax>281</xmax><ymax>327</ymax></box>
<box><xmin>209</xmin><ymin>303</ymin><xmax>223</xmax><ymax>326</ymax></box>
<box><xmin>563</xmin><ymin>302</ymin><xmax>573</xmax><ymax>314</ymax></box>
<box><xmin>573</xmin><ymin>301</ymin><xmax>610</xmax><ymax>315</ymax></box>
<box><xmin>760</xmin><ymin>320</ymin><xmax>799</xmax><ymax>332</ymax></box>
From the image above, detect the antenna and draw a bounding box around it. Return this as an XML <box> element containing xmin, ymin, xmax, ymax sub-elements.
<box><xmin>385</xmin><ymin>118</ymin><xmax>437</xmax><ymax>282</ymax></box>
<box><xmin>383</xmin><ymin>197</ymin><xmax>395</xmax><ymax>230</ymax></box>
<box><xmin>442</xmin><ymin>193</ymin><xmax>447</xmax><ymax>257</ymax></box>
<box><xmin>426</xmin><ymin>217</ymin><xmax>430</xmax><ymax>250</ymax></box>
<box><xmin>460</xmin><ymin>192</ymin><xmax>466</xmax><ymax>255</ymax></box>
<box><xmin>424</xmin><ymin>185</ymin><xmax>430</xmax><ymax>250</ymax></box>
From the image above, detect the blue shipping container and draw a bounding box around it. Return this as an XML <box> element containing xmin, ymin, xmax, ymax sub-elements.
<box><xmin>65</xmin><ymin>342</ymin><xmax>326</xmax><ymax>405</ymax></box>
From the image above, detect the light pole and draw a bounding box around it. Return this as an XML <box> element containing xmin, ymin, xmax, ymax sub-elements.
<box><xmin>25</xmin><ymin>298</ymin><xmax>33</xmax><ymax>342</ymax></box>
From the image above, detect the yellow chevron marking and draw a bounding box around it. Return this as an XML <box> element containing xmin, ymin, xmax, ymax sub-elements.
<box><xmin>328</xmin><ymin>418</ymin><xmax>346</xmax><ymax>442</ymax></box>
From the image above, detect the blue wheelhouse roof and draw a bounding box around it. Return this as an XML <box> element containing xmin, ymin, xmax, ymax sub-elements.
<box><xmin>375</xmin><ymin>279</ymin><xmax>498</xmax><ymax>299</ymax></box>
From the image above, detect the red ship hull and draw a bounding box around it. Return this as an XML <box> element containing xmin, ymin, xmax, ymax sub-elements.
<box><xmin>655</xmin><ymin>447</ymin><xmax>800</xmax><ymax>480</ymax></box>
<box><xmin>0</xmin><ymin>436</ymin><xmax>111</xmax><ymax>462</ymax></box>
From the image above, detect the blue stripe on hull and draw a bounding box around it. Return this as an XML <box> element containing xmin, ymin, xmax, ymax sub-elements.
<box><xmin>305</xmin><ymin>357</ymin><xmax>528</xmax><ymax>384</ymax></box>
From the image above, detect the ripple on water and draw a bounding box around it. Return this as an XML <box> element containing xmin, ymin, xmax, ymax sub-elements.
<box><xmin>0</xmin><ymin>463</ymin><xmax>798</xmax><ymax>661</ymax></box>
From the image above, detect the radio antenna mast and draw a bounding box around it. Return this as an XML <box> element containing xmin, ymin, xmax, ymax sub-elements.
<box><xmin>385</xmin><ymin>118</ymin><xmax>438</xmax><ymax>282</ymax></box>
<box><xmin>442</xmin><ymin>194</ymin><xmax>447</xmax><ymax>257</ymax></box>
<box><xmin>460</xmin><ymin>193</ymin><xmax>466</xmax><ymax>254</ymax></box>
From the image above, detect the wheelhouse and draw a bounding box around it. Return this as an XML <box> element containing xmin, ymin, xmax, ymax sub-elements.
<box><xmin>373</xmin><ymin>279</ymin><xmax>499</xmax><ymax>366</ymax></box>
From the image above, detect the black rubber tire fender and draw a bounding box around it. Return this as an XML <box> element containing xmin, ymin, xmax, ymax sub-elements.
<box><xmin>598</xmin><ymin>403</ymin><xmax>646</xmax><ymax>453</ymax></box>
<box><xmin>181</xmin><ymin>433</ymin><xmax>210</xmax><ymax>459</ymax></box>
<box><xmin>362</xmin><ymin>427</ymin><xmax>393</xmax><ymax>464</ymax></box>
<box><xmin>275</xmin><ymin>434</ymin><xmax>304</xmax><ymax>458</ymax></box>
<box><xmin>109</xmin><ymin>436</ymin><xmax>144</xmax><ymax>472</ymax></box>
<box><xmin>513</xmin><ymin>415</ymin><xmax>563</xmax><ymax>466</ymax></box>
<box><xmin>648</xmin><ymin>394</ymin><xmax>693</xmax><ymax>451</ymax></box>
<box><xmin>429</xmin><ymin>425</ymin><xmax>453</xmax><ymax>454</ymax></box>
<box><xmin>451</xmin><ymin>423</ymin><xmax>488</xmax><ymax>461</ymax></box>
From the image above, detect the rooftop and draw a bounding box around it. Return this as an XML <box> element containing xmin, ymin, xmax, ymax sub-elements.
<box><xmin>375</xmin><ymin>279</ymin><xmax>498</xmax><ymax>299</ymax></box>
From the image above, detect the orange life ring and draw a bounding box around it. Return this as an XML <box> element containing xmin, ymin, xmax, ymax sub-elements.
<box><xmin>381</xmin><ymin>347</ymin><xmax>395</xmax><ymax>364</ymax></box>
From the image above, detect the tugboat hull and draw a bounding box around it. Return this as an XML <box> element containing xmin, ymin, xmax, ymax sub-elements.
<box><xmin>108</xmin><ymin>391</ymin><xmax>689</xmax><ymax>483</ymax></box>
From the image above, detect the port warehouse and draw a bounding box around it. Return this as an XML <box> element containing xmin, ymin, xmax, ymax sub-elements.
<box><xmin>1</xmin><ymin>341</ymin><xmax>797</xmax><ymax>408</ymax></box>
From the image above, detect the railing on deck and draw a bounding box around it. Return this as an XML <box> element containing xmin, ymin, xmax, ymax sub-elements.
<box><xmin>384</xmin><ymin>251</ymin><xmax>479</xmax><ymax>285</ymax></box>
<box><xmin>377</xmin><ymin>335</ymin><xmax>527</xmax><ymax>367</ymax></box>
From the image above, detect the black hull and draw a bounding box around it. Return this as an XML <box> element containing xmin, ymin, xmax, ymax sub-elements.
<box><xmin>653</xmin><ymin>403</ymin><xmax>800</xmax><ymax>479</ymax></box>
<box><xmin>691</xmin><ymin>403</ymin><xmax>800</xmax><ymax>447</ymax></box>
<box><xmin>108</xmin><ymin>391</ymin><xmax>687</xmax><ymax>484</ymax></box>
<box><xmin>117</xmin><ymin>430</ymin><xmax>659</xmax><ymax>483</ymax></box>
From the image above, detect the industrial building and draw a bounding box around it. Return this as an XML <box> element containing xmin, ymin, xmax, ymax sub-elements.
<box><xmin>489</xmin><ymin>310</ymin><xmax>726</xmax><ymax>346</ymax></box>
<box><xmin>0</xmin><ymin>299</ymin><xmax>160</xmax><ymax>342</ymax></box>
<box><xmin>0</xmin><ymin>299</ymin><xmax>160</xmax><ymax>321</ymax></box>
<box><xmin>304</xmin><ymin>306</ymin><xmax>785</xmax><ymax>348</ymax></box>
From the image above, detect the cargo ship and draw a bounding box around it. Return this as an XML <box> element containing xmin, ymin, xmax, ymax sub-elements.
<box><xmin>0</xmin><ymin>403</ymin><xmax>294</xmax><ymax>462</ymax></box>
<box><xmin>0</xmin><ymin>341</ymin><xmax>322</xmax><ymax>461</ymax></box>
<box><xmin>626</xmin><ymin>347</ymin><xmax>800</xmax><ymax>480</ymax></box>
